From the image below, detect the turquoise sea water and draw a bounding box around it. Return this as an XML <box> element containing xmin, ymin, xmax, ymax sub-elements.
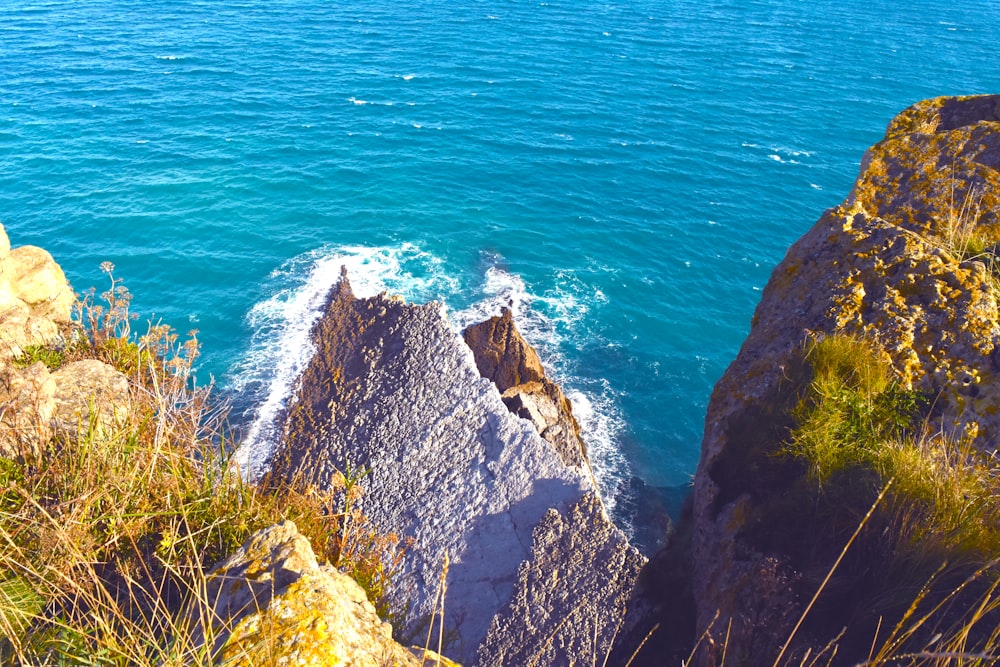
<box><xmin>3</xmin><ymin>1</ymin><xmax>999</xmax><ymax>524</ymax></box>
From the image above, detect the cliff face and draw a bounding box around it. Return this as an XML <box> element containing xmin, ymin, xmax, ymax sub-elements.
<box><xmin>268</xmin><ymin>272</ymin><xmax>644</xmax><ymax>664</ymax></box>
<box><xmin>691</xmin><ymin>95</ymin><xmax>1000</xmax><ymax>662</ymax></box>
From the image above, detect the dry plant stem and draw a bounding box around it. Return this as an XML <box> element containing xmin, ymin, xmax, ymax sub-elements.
<box><xmin>437</xmin><ymin>551</ymin><xmax>449</xmax><ymax>667</ymax></box>
<box><xmin>721</xmin><ymin>617</ymin><xmax>731</xmax><ymax>666</ymax></box>
<box><xmin>422</xmin><ymin>551</ymin><xmax>449</xmax><ymax>664</ymax></box>
<box><xmin>773</xmin><ymin>478</ymin><xmax>895</xmax><ymax>667</ymax></box>
<box><xmin>800</xmin><ymin>628</ymin><xmax>843</xmax><ymax>667</ymax></box>
<box><xmin>527</xmin><ymin>600</ymin><xmax>596</xmax><ymax>667</ymax></box>
<box><xmin>684</xmin><ymin>610</ymin><xmax>720</xmax><ymax>666</ymax></box>
<box><xmin>870</xmin><ymin>559</ymin><xmax>1000</xmax><ymax>662</ymax></box>
<box><xmin>867</xmin><ymin>616</ymin><xmax>884</xmax><ymax>663</ymax></box>
<box><xmin>599</xmin><ymin>606</ymin><xmax>630</xmax><ymax>667</ymax></box>
<box><xmin>591</xmin><ymin>608</ymin><xmax>598</xmax><ymax>667</ymax></box>
<box><xmin>622</xmin><ymin>622</ymin><xmax>661</xmax><ymax>667</ymax></box>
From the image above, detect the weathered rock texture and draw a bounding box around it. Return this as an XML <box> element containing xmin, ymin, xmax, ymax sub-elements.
<box><xmin>691</xmin><ymin>95</ymin><xmax>1000</xmax><ymax>662</ymax></box>
<box><xmin>0</xmin><ymin>223</ymin><xmax>74</xmax><ymax>360</ymax></box>
<box><xmin>0</xmin><ymin>358</ymin><xmax>130</xmax><ymax>456</ymax></box>
<box><xmin>478</xmin><ymin>492</ymin><xmax>645</xmax><ymax>666</ymax></box>
<box><xmin>464</xmin><ymin>308</ymin><xmax>588</xmax><ymax>468</ymax></box>
<box><xmin>189</xmin><ymin>520</ymin><xmax>456</xmax><ymax>666</ymax></box>
<box><xmin>267</xmin><ymin>273</ymin><xmax>643</xmax><ymax>664</ymax></box>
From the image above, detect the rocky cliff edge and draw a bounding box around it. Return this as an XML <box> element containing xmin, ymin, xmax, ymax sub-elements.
<box><xmin>691</xmin><ymin>95</ymin><xmax>1000</xmax><ymax>662</ymax></box>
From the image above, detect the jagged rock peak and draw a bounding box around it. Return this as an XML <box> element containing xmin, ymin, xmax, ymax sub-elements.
<box><xmin>464</xmin><ymin>308</ymin><xmax>589</xmax><ymax>468</ymax></box>
<box><xmin>270</xmin><ymin>270</ymin><xmax>644</xmax><ymax>664</ymax></box>
<box><xmin>463</xmin><ymin>307</ymin><xmax>546</xmax><ymax>390</ymax></box>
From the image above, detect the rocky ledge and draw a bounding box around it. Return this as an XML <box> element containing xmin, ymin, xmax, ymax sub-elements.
<box><xmin>265</xmin><ymin>269</ymin><xmax>645</xmax><ymax>664</ymax></box>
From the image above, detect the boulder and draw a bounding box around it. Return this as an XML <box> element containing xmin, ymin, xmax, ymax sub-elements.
<box><xmin>9</xmin><ymin>245</ymin><xmax>74</xmax><ymax>323</ymax></box>
<box><xmin>50</xmin><ymin>360</ymin><xmax>130</xmax><ymax>438</ymax></box>
<box><xmin>0</xmin><ymin>224</ymin><xmax>11</xmax><ymax>258</ymax></box>
<box><xmin>188</xmin><ymin>520</ymin><xmax>458</xmax><ymax>666</ymax></box>
<box><xmin>0</xmin><ymin>362</ymin><xmax>57</xmax><ymax>460</ymax></box>
<box><xmin>689</xmin><ymin>95</ymin><xmax>1000</xmax><ymax>662</ymax></box>
<box><xmin>0</xmin><ymin>225</ymin><xmax>74</xmax><ymax>360</ymax></box>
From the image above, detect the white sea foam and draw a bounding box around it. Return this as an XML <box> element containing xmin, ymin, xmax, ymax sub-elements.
<box><xmin>567</xmin><ymin>385</ymin><xmax>629</xmax><ymax>505</ymax></box>
<box><xmin>230</xmin><ymin>243</ymin><xmax>456</xmax><ymax>479</ymax></box>
<box><xmin>232</xmin><ymin>249</ymin><xmax>629</xmax><ymax>510</ymax></box>
<box><xmin>402</xmin><ymin>74</ymin><xmax>415</xmax><ymax>81</ymax></box>
<box><xmin>348</xmin><ymin>97</ymin><xmax>368</xmax><ymax>105</ymax></box>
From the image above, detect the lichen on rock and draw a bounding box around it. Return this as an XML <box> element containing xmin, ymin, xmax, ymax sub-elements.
<box><xmin>187</xmin><ymin>520</ymin><xmax>457</xmax><ymax>666</ymax></box>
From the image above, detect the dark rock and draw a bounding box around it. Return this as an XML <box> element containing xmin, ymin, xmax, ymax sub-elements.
<box><xmin>689</xmin><ymin>95</ymin><xmax>1000</xmax><ymax>663</ymax></box>
<box><xmin>611</xmin><ymin>476</ymin><xmax>677</xmax><ymax>556</ymax></box>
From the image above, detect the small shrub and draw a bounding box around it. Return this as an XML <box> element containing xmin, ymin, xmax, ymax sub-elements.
<box><xmin>774</xmin><ymin>333</ymin><xmax>1000</xmax><ymax>661</ymax></box>
<box><xmin>785</xmin><ymin>334</ymin><xmax>1000</xmax><ymax>557</ymax></box>
<box><xmin>785</xmin><ymin>334</ymin><xmax>928</xmax><ymax>486</ymax></box>
<box><xmin>13</xmin><ymin>344</ymin><xmax>66</xmax><ymax>371</ymax></box>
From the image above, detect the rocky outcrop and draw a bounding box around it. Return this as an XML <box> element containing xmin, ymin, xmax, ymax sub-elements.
<box><xmin>0</xmin><ymin>359</ymin><xmax>130</xmax><ymax>458</ymax></box>
<box><xmin>464</xmin><ymin>308</ymin><xmax>588</xmax><ymax>468</ymax></box>
<box><xmin>0</xmin><ymin>224</ymin><xmax>74</xmax><ymax>360</ymax></box>
<box><xmin>265</xmin><ymin>272</ymin><xmax>644</xmax><ymax>664</ymax></box>
<box><xmin>50</xmin><ymin>359</ymin><xmax>130</xmax><ymax>435</ymax></box>
<box><xmin>187</xmin><ymin>520</ymin><xmax>457</xmax><ymax>666</ymax></box>
<box><xmin>691</xmin><ymin>95</ymin><xmax>1000</xmax><ymax>662</ymax></box>
<box><xmin>0</xmin><ymin>225</ymin><xmax>130</xmax><ymax>459</ymax></box>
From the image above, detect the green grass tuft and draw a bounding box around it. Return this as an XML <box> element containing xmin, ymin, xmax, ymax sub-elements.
<box><xmin>12</xmin><ymin>344</ymin><xmax>66</xmax><ymax>371</ymax></box>
<box><xmin>785</xmin><ymin>334</ymin><xmax>927</xmax><ymax>487</ymax></box>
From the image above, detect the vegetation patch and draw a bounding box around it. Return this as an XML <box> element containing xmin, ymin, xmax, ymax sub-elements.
<box><xmin>12</xmin><ymin>344</ymin><xmax>66</xmax><ymax>371</ymax></box>
<box><xmin>0</xmin><ymin>268</ymin><xmax>406</xmax><ymax>665</ymax></box>
<box><xmin>776</xmin><ymin>333</ymin><xmax>1000</xmax><ymax>663</ymax></box>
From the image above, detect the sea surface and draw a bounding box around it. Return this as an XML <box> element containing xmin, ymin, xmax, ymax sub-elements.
<box><xmin>3</xmin><ymin>0</ymin><xmax>999</xmax><ymax>529</ymax></box>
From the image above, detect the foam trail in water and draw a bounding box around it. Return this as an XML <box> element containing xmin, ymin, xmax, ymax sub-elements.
<box><xmin>230</xmin><ymin>243</ymin><xmax>455</xmax><ymax>479</ymax></box>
